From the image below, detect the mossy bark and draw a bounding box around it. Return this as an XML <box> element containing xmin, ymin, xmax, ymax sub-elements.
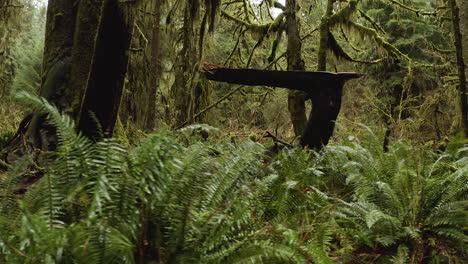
<box><xmin>68</xmin><ymin>0</ymin><xmax>108</xmax><ymax>120</ymax></box>
<box><xmin>4</xmin><ymin>0</ymin><xmax>134</xmax><ymax>154</ymax></box>
<box><xmin>317</xmin><ymin>0</ymin><xmax>334</xmax><ymax>72</ymax></box>
<box><xmin>0</xmin><ymin>0</ymin><xmax>24</xmax><ymax>96</ymax></box>
<box><xmin>146</xmin><ymin>0</ymin><xmax>162</xmax><ymax>130</ymax></box>
<box><xmin>171</xmin><ymin>1</ymin><xmax>199</xmax><ymax>127</ymax></box>
<box><xmin>452</xmin><ymin>0</ymin><xmax>468</xmax><ymax>135</ymax></box>
<box><xmin>118</xmin><ymin>0</ymin><xmax>160</xmax><ymax>133</ymax></box>
<box><xmin>171</xmin><ymin>0</ymin><xmax>209</xmax><ymax>127</ymax></box>
<box><xmin>286</xmin><ymin>0</ymin><xmax>307</xmax><ymax>138</ymax></box>
<box><xmin>170</xmin><ymin>1</ymin><xmax>216</xmax><ymax>128</ymax></box>
<box><xmin>26</xmin><ymin>0</ymin><xmax>77</xmax><ymax>150</ymax></box>
<box><xmin>77</xmin><ymin>1</ymin><xmax>132</xmax><ymax>139</ymax></box>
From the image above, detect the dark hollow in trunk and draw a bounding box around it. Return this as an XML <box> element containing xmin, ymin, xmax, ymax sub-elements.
<box><xmin>203</xmin><ymin>63</ymin><xmax>364</xmax><ymax>150</ymax></box>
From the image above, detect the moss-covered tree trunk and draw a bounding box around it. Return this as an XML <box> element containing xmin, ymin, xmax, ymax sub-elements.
<box><xmin>286</xmin><ymin>0</ymin><xmax>307</xmax><ymax>138</ymax></box>
<box><xmin>317</xmin><ymin>0</ymin><xmax>334</xmax><ymax>71</ymax></box>
<box><xmin>146</xmin><ymin>0</ymin><xmax>162</xmax><ymax>130</ymax></box>
<box><xmin>452</xmin><ymin>0</ymin><xmax>468</xmax><ymax>135</ymax></box>
<box><xmin>171</xmin><ymin>1</ymin><xmax>198</xmax><ymax>127</ymax></box>
<box><xmin>0</xmin><ymin>0</ymin><xmax>24</xmax><ymax>96</ymax></box>
<box><xmin>118</xmin><ymin>0</ymin><xmax>160</xmax><ymax>133</ymax></box>
<box><xmin>25</xmin><ymin>0</ymin><xmax>78</xmax><ymax>150</ymax></box>
<box><xmin>76</xmin><ymin>1</ymin><xmax>132</xmax><ymax>140</ymax></box>
<box><xmin>2</xmin><ymin>0</ymin><xmax>133</xmax><ymax>159</ymax></box>
<box><xmin>170</xmin><ymin>1</ymin><xmax>214</xmax><ymax>128</ymax></box>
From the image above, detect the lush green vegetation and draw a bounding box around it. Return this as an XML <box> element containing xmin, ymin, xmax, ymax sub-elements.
<box><xmin>0</xmin><ymin>93</ymin><xmax>466</xmax><ymax>263</ymax></box>
<box><xmin>1</xmin><ymin>0</ymin><xmax>467</xmax><ymax>263</ymax></box>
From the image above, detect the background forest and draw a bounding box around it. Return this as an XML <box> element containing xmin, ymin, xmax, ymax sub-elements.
<box><xmin>0</xmin><ymin>0</ymin><xmax>467</xmax><ymax>263</ymax></box>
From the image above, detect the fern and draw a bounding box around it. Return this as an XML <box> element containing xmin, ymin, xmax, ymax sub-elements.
<box><xmin>1</xmin><ymin>94</ymin><xmax>466</xmax><ymax>263</ymax></box>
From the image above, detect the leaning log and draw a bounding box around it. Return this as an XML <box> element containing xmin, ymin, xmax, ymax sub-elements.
<box><xmin>202</xmin><ymin>63</ymin><xmax>364</xmax><ymax>150</ymax></box>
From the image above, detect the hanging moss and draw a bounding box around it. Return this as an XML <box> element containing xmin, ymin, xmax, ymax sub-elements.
<box><xmin>268</xmin><ymin>29</ymin><xmax>284</xmax><ymax>63</ymax></box>
<box><xmin>388</xmin><ymin>0</ymin><xmax>437</xmax><ymax>17</ymax></box>
<box><xmin>221</xmin><ymin>10</ymin><xmax>285</xmax><ymax>41</ymax></box>
<box><xmin>349</xmin><ymin>21</ymin><xmax>412</xmax><ymax>62</ymax></box>
<box><xmin>328</xmin><ymin>0</ymin><xmax>359</xmax><ymax>27</ymax></box>
<box><xmin>358</xmin><ymin>9</ymin><xmax>385</xmax><ymax>34</ymax></box>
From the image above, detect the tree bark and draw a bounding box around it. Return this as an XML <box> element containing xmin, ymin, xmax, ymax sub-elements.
<box><xmin>203</xmin><ymin>63</ymin><xmax>364</xmax><ymax>149</ymax></box>
<box><xmin>452</xmin><ymin>0</ymin><xmax>468</xmax><ymax>135</ymax></box>
<box><xmin>0</xmin><ymin>0</ymin><xmax>24</xmax><ymax>96</ymax></box>
<box><xmin>68</xmin><ymin>0</ymin><xmax>108</xmax><ymax>120</ymax></box>
<box><xmin>118</xmin><ymin>0</ymin><xmax>160</xmax><ymax>133</ymax></box>
<box><xmin>77</xmin><ymin>0</ymin><xmax>132</xmax><ymax>139</ymax></box>
<box><xmin>146</xmin><ymin>0</ymin><xmax>162</xmax><ymax>131</ymax></box>
<box><xmin>26</xmin><ymin>0</ymin><xmax>78</xmax><ymax>150</ymax></box>
<box><xmin>2</xmin><ymin>0</ymin><xmax>133</xmax><ymax>159</ymax></box>
<box><xmin>317</xmin><ymin>0</ymin><xmax>334</xmax><ymax>72</ymax></box>
<box><xmin>171</xmin><ymin>1</ymin><xmax>198</xmax><ymax>126</ymax></box>
<box><xmin>286</xmin><ymin>0</ymin><xmax>307</xmax><ymax>138</ymax></box>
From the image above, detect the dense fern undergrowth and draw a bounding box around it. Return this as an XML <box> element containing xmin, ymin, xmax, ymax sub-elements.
<box><xmin>0</xmin><ymin>93</ymin><xmax>466</xmax><ymax>264</ymax></box>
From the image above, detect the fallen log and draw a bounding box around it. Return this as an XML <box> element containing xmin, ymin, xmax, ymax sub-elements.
<box><xmin>203</xmin><ymin>63</ymin><xmax>364</xmax><ymax>150</ymax></box>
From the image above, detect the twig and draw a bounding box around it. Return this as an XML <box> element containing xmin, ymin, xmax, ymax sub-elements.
<box><xmin>0</xmin><ymin>5</ymin><xmax>24</xmax><ymax>8</ymax></box>
<box><xmin>175</xmin><ymin>84</ymin><xmax>246</xmax><ymax>129</ymax></box>
<box><xmin>223</xmin><ymin>28</ymin><xmax>247</xmax><ymax>65</ymax></box>
<box><xmin>263</xmin><ymin>131</ymin><xmax>294</xmax><ymax>148</ymax></box>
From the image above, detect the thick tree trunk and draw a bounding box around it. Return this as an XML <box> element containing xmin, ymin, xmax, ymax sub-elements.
<box><xmin>68</xmin><ymin>0</ymin><xmax>108</xmax><ymax>120</ymax></box>
<box><xmin>452</xmin><ymin>0</ymin><xmax>468</xmax><ymax>135</ymax></box>
<box><xmin>26</xmin><ymin>0</ymin><xmax>78</xmax><ymax>150</ymax></box>
<box><xmin>118</xmin><ymin>0</ymin><xmax>160</xmax><ymax>133</ymax></box>
<box><xmin>286</xmin><ymin>0</ymin><xmax>307</xmax><ymax>138</ymax></box>
<box><xmin>77</xmin><ymin>0</ymin><xmax>132</xmax><ymax>139</ymax></box>
<box><xmin>203</xmin><ymin>64</ymin><xmax>363</xmax><ymax>149</ymax></box>
<box><xmin>2</xmin><ymin>0</ymin><xmax>133</xmax><ymax>164</ymax></box>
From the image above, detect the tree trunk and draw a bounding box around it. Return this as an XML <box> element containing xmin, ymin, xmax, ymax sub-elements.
<box><xmin>452</xmin><ymin>0</ymin><xmax>468</xmax><ymax>135</ymax></box>
<box><xmin>317</xmin><ymin>0</ymin><xmax>334</xmax><ymax>72</ymax></box>
<box><xmin>0</xmin><ymin>0</ymin><xmax>24</xmax><ymax>96</ymax></box>
<box><xmin>171</xmin><ymin>1</ymin><xmax>198</xmax><ymax>127</ymax></box>
<box><xmin>68</xmin><ymin>0</ymin><xmax>108</xmax><ymax>120</ymax></box>
<box><xmin>286</xmin><ymin>0</ymin><xmax>307</xmax><ymax>138</ymax></box>
<box><xmin>26</xmin><ymin>0</ymin><xmax>78</xmax><ymax>150</ymax></box>
<box><xmin>146</xmin><ymin>0</ymin><xmax>162</xmax><ymax>131</ymax></box>
<box><xmin>77</xmin><ymin>0</ymin><xmax>132</xmax><ymax>139</ymax></box>
<box><xmin>203</xmin><ymin>64</ymin><xmax>364</xmax><ymax>149</ymax></box>
<box><xmin>118</xmin><ymin>0</ymin><xmax>160</xmax><ymax>133</ymax></box>
<box><xmin>2</xmin><ymin>0</ymin><xmax>133</xmax><ymax>160</ymax></box>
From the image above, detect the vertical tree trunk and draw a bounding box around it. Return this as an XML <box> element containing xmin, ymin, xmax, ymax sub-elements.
<box><xmin>77</xmin><ymin>1</ymin><xmax>132</xmax><ymax>139</ymax></box>
<box><xmin>146</xmin><ymin>0</ymin><xmax>162</xmax><ymax>131</ymax></box>
<box><xmin>286</xmin><ymin>0</ymin><xmax>307</xmax><ymax>138</ymax></box>
<box><xmin>11</xmin><ymin>0</ymin><xmax>133</xmax><ymax>149</ymax></box>
<box><xmin>317</xmin><ymin>0</ymin><xmax>334</xmax><ymax>72</ymax></box>
<box><xmin>118</xmin><ymin>0</ymin><xmax>160</xmax><ymax>133</ymax></box>
<box><xmin>171</xmin><ymin>1</ymin><xmax>198</xmax><ymax>126</ymax></box>
<box><xmin>68</xmin><ymin>0</ymin><xmax>108</xmax><ymax>120</ymax></box>
<box><xmin>26</xmin><ymin>0</ymin><xmax>77</xmax><ymax>150</ymax></box>
<box><xmin>451</xmin><ymin>0</ymin><xmax>468</xmax><ymax>135</ymax></box>
<box><xmin>0</xmin><ymin>0</ymin><xmax>24</xmax><ymax>96</ymax></box>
